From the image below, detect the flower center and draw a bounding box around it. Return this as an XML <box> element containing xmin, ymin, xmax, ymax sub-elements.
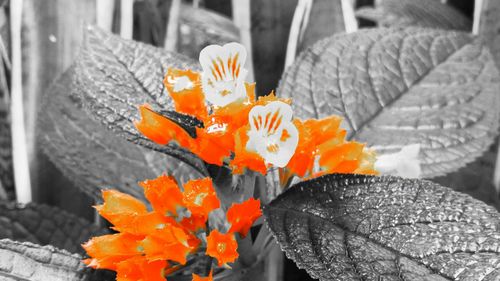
<box><xmin>217</xmin><ymin>242</ymin><xmax>226</xmax><ymax>253</ymax></box>
<box><xmin>194</xmin><ymin>193</ymin><xmax>208</xmax><ymax>206</ymax></box>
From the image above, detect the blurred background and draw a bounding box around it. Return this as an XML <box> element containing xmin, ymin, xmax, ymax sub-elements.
<box><xmin>0</xmin><ymin>0</ymin><xmax>494</xmax><ymax>280</ymax></box>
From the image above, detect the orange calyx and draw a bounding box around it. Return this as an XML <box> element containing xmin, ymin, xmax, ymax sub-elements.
<box><xmin>206</xmin><ymin>230</ymin><xmax>238</xmax><ymax>266</ymax></box>
<box><xmin>135</xmin><ymin>104</ymin><xmax>196</xmax><ymax>149</ymax></box>
<box><xmin>82</xmin><ymin>233</ymin><xmax>143</xmax><ymax>270</ymax></box>
<box><xmin>192</xmin><ymin>270</ymin><xmax>213</xmax><ymax>281</ymax></box>
<box><xmin>227</xmin><ymin>198</ymin><xmax>262</xmax><ymax>238</ymax></box>
<box><xmin>164</xmin><ymin>68</ymin><xmax>208</xmax><ymax>120</ymax></box>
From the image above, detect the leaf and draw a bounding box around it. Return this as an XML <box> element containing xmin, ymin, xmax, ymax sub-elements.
<box><xmin>277</xmin><ymin>27</ymin><xmax>500</xmax><ymax>178</ymax></box>
<box><xmin>475</xmin><ymin>0</ymin><xmax>500</xmax><ymax>68</ymax></box>
<box><xmin>38</xmin><ymin>66</ymin><xmax>203</xmax><ymax>201</ymax></box>
<box><xmin>265</xmin><ymin>174</ymin><xmax>500</xmax><ymax>280</ymax></box>
<box><xmin>0</xmin><ymin>200</ymin><xmax>107</xmax><ymax>255</ymax></box>
<box><xmin>74</xmin><ymin>25</ymin><xmax>208</xmax><ymax>176</ymax></box>
<box><xmin>356</xmin><ymin>0</ymin><xmax>471</xmax><ymax>31</ymax></box>
<box><xmin>0</xmin><ymin>239</ymin><xmax>114</xmax><ymax>281</ymax></box>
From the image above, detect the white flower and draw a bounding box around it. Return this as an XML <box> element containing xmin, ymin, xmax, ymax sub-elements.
<box><xmin>246</xmin><ymin>101</ymin><xmax>299</xmax><ymax>167</ymax></box>
<box><xmin>199</xmin><ymin>42</ymin><xmax>248</xmax><ymax>107</ymax></box>
<box><xmin>374</xmin><ymin>144</ymin><xmax>421</xmax><ymax>178</ymax></box>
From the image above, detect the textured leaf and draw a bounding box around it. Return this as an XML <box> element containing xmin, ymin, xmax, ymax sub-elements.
<box><xmin>38</xmin><ymin>66</ymin><xmax>203</xmax><ymax>201</ymax></box>
<box><xmin>265</xmin><ymin>174</ymin><xmax>500</xmax><ymax>281</ymax></box>
<box><xmin>277</xmin><ymin>27</ymin><xmax>500</xmax><ymax>177</ymax></box>
<box><xmin>177</xmin><ymin>5</ymin><xmax>240</xmax><ymax>58</ymax></box>
<box><xmin>356</xmin><ymin>0</ymin><xmax>471</xmax><ymax>31</ymax></box>
<box><xmin>74</xmin><ymin>25</ymin><xmax>207</xmax><ymax>176</ymax></box>
<box><xmin>0</xmin><ymin>239</ymin><xmax>114</xmax><ymax>281</ymax></box>
<box><xmin>0</xmin><ymin>200</ymin><xmax>107</xmax><ymax>255</ymax></box>
<box><xmin>475</xmin><ymin>0</ymin><xmax>500</xmax><ymax>68</ymax></box>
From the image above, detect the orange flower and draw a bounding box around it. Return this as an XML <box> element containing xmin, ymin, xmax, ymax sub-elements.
<box><xmin>182</xmin><ymin>178</ymin><xmax>220</xmax><ymax>218</ymax></box>
<box><xmin>206</xmin><ymin>230</ymin><xmax>239</xmax><ymax>266</ymax></box>
<box><xmin>115</xmin><ymin>256</ymin><xmax>167</xmax><ymax>281</ymax></box>
<box><xmin>227</xmin><ymin>198</ymin><xmax>262</xmax><ymax>238</ymax></box>
<box><xmin>135</xmin><ymin>104</ymin><xmax>196</xmax><ymax>149</ymax></box>
<box><xmin>192</xmin><ymin>270</ymin><xmax>213</xmax><ymax>281</ymax></box>
<box><xmin>82</xmin><ymin>233</ymin><xmax>143</xmax><ymax>270</ymax></box>
<box><xmin>140</xmin><ymin>225</ymin><xmax>198</xmax><ymax>264</ymax></box>
<box><xmin>140</xmin><ymin>174</ymin><xmax>185</xmax><ymax>217</ymax></box>
<box><xmin>164</xmin><ymin>68</ymin><xmax>207</xmax><ymax>120</ymax></box>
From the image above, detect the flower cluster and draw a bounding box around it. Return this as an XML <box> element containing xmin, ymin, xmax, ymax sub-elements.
<box><xmin>83</xmin><ymin>175</ymin><xmax>262</xmax><ymax>280</ymax></box>
<box><xmin>135</xmin><ymin>43</ymin><xmax>377</xmax><ymax>185</ymax></box>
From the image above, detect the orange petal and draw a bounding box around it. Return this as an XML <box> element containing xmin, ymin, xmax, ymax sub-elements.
<box><xmin>285</xmin><ymin>119</ymin><xmax>315</xmax><ymax>178</ymax></box>
<box><xmin>140</xmin><ymin>225</ymin><xmax>198</xmax><ymax>264</ymax></box>
<box><xmin>135</xmin><ymin>104</ymin><xmax>195</xmax><ymax>149</ymax></box>
<box><xmin>95</xmin><ymin>190</ymin><xmax>148</xmax><ymax>227</ymax></box>
<box><xmin>206</xmin><ymin>230</ymin><xmax>238</xmax><ymax>266</ymax></box>
<box><xmin>110</xmin><ymin>212</ymin><xmax>175</xmax><ymax>236</ymax></box>
<box><xmin>140</xmin><ymin>175</ymin><xmax>185</xmax><ymax>217</ymax></box>
<box><xmin>227</xmin><ymin>198</ymin><xmax>262</xmax><ymax>238</ymax></box>
<box><xmin>192</xmin><ymin>270</ymin><xmax>213</xmax><ymax>281</ymax></box>
<box><xmin>82</xmin><ymin>233</ymin><xmax>143</xmax><ymax>270</ymax></box>
<box><xmin>230</xmin><ymin>126</ymin><xmax>267</xmax><ymax>175</ymax></box>
<box><xmin>164</xmin><ymin>68</ymin><xmax>208</xmax><ymax>120</ymax></box>
<box><xmin>180</xmin><ymin>214</ymin><xmax>208</xmax><ymax>233</ymax></box>
<box><xmin>319</xmin><ymin>142</ymin><xmax>364</xmax><ymax>172</ymax></box>
<box><xmin>116</xmin><ymin>256</ymin><xmax>167</xmax><ymax>281</ymax></box>
<box><xmin>193</xmin><ymin>126</ymin><xmax>233</xmax><ymax>165</ymax></box>
<box><xmin>182</xmin><ymin>178</ymin><xmax>220</xmax><ymax>218</ymax></box>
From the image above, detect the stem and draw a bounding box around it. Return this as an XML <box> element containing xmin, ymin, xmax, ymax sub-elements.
<box><xmin>11</xmin><ymin>0</ymin><xmax>32</xmax><ymax>204</ymax></box>
<box><xmin>120</xmin><ymin>0</ymin><xmax>134</xmax><ymax>39</ymax></box>
<box><xmin>236</xmin><ymin>234</ymin><xmax>257</xmax><ymax>267</ymax></box>
<box><xmin>265</xmin><ymin>243</ymin><xmax>284</xmax><ymax>281</ymax></box>
<box><xmin>165</xmin><ymin>0</ymin><xmax>181</xmax><ymax>51</ymax></box>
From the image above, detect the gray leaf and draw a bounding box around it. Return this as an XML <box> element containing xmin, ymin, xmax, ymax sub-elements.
<box><xmin>0</xmin><ymin>200</ymin><xmax>107</xmax><ymax>255</ymax></box>
<box><xmin>38</xmin><ymin>66</ymin><xmax>203</xmax><ymax>201</ymax></box>
<box><xmin>356</xmin><ymin>0</ymin><xmax>471</xmax><ymax>30</ymax></box>
<box><xmin>74</xmin><ymin>25</ymin><xmax>207</xmax><ymax>176</ymax></box>
<box><xmin>0</xmin><ymin>239</ymin><xmax>113</xmax><ymax>281</ymax></box>
<box><xmin>277</xmin><ymin>27</ymin><xmax>500</xmax><ymax>177</ymax></box>
<box><xmin>475</xmin><ymin>0</ymin><xmax>500</xmax><ymax>68</ymax></box>
<box><xmin>265</xmin><ymin>174</ymin><xmax>500</xmax><ymax>280</ymax></box>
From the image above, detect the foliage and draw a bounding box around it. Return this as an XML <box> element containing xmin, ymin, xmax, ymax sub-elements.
<box><xmin>265</xmin><ymin>174</ymin><xmax>500</xmax><ymax>280</ymax></box>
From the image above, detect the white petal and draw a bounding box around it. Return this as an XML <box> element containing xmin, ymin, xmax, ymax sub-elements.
<box><xmin>246</xmin><ymin>101</ymin><xmax>298</xmax><ymax>167</ymax></box>
<box><xmin>199</xmin><ymin>42</ymin><xmax>248</xmax><ymax>106</ymax></box>
<box><xmin>375</xmin><ymin>144</ymin><xmax>421</xmax><ymax>178</ymax></box>
<box><xmin>167</xmin><ymin>75</ymin><xmax>194</xmax><ymax>92</ymax></box>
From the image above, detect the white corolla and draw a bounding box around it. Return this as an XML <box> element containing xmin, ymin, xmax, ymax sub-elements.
<box><xmin>375</xmin><ymin>144</ymin><xmax>421</xmax><ymax>178</ymax></box>
<box><xmin>199</xmin><ymin>42</ymin><xmax>248</xmax><ymax>107</ymax></box>
<box><xmin>246</xmin><ymin>101</ymin><xmax>299</xmax><ymax>167</ymax></box>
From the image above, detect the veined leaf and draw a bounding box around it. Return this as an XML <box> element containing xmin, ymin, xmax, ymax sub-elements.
<box><xmin>356</xmin><ymin>0</ymin><xmax>471</xmax><ymax>30</ymax></box>
<box><xmin>74</xmin><ymin>25</ymin><xmax>207</xmax><ymax>176</ymax></box>
<box><xmin>277</xmin><ymin>28</ymin><xmax>500</xmax><ymax>177</ymax></box>
<box><xmin>265</xmin><ymin>174</ymin><xmax>500</xmax><ymax>280</ymax></box>
<box><xmin>0</xmin><ymin>239</ymin><xmax>113</xmax><ymax>281</ymax></box>
<box><xmin>38</xmin><ymin>66</ymin><xmax>203</xmax><ymax>201</ymax></box>
<box><xmin>0</xmin><ymin>200</ymin><xmax>107</xmax><ymax>255</ymax></box>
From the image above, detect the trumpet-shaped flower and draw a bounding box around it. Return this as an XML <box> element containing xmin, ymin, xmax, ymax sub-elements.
<box><xmin>182</xmin><ymin>178</ymin><xmax>220</xmax><ymax>218</ymax></box>
<box><xmin>246</xmin><ymin>101</ymin><xmax>299</xmax><ymax>167</ymax></box>
<box><xmin>163</xmin><ymin>68</ymin><xmax>207</xmax><ymax>120</ymax></box>
<box><xmin>227</xmin><ymin>198</ymin><xmax>262</xmax><ymax>238</ymax></box>
<box><xmin>199</xmin><ymin>42</ymin><xmax>248</xmax><ymax>106</ymax></box>
<box><xmin>206</xmin><ymin>230</ymin><xmax>239</xmax><ymax>266</ymax></box>
<box><xmin>375</xmin><ymin>144</ymin><xmax>421</xmax><ymax>178</ymax></box>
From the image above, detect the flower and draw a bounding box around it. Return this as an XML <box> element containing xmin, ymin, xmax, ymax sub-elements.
<box><xmin>192</xmin><ymin>271</ymin><xmax>213</xmax><ymax>281</ymax></box>
<box><xmin>182</xmin><ymin>178</ymin><xmax>220</xmax><ymax>218</ymax></box>
<box><xmin>115</xmin><ymin>257</ymin><xmax>167</xmax><ymax>281</ymax></box>
<box><xmin>139</xmin><ymin>174</ymin><xmax>184</xmax><ymax>217</ymax></box>
<box><xmin>246</xmin><ymin>101</ymin><xmax>299</xmax><ymax>167</ymax></box>
<box><xmin>199</xmin><ymin>42</ymin><xmax>248</xmax><ymax>106</ymax></box>
<box><xmin>206</xmin><ymin>230</ymin><xmax>239</xmax><ymax>266</ymax></box>
<box><xmin>227</xmin><ymin>198</ymin><xmax>262</xmax><ymax>238</ymax></box>
<box><xmin>374</xmin><ymin>144</ymin><xmax>421</xmax><ymax>178</ymax></box>
<box><xmin>164</xmin><ymin>68</ymin><xmax>207</xmax><ymax>120</ymax></box>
